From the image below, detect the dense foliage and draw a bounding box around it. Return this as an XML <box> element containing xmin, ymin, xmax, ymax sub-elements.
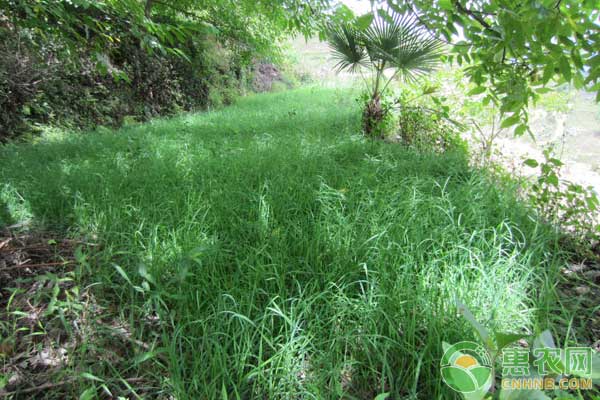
<box><xmin>1</xmin><ymin>1</ymin><xmax>598</xmax><ymax>396</ymax></box>
<box><xmin>386</xmin><ymin>0</ymin><xmax>600</xmax><ymax>134</ymax></box>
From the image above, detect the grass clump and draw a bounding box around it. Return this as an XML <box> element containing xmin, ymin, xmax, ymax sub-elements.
<box><xmin>0</xmin><ymin>87</ymin><xmax>565</xmax><ymax>399</ymax></box>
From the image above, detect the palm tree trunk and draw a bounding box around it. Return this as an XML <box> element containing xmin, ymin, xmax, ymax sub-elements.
<box><xmin>363</xmin><ymin>62</ymin><xmax>386</xmax><ymax>138</ymax></box>
<box><xmin>372</xmin><ymin>61</ymin><xmax>385</xmax><ymax>100</ymax></box>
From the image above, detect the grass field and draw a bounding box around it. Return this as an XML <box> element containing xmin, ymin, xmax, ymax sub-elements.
<box><xmin>0</xmin><ymin>87</ymin><xmax>568</xmax><ymax>398</ymax></box>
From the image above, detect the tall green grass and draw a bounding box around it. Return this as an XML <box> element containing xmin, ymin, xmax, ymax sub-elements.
<box><xmin>0</xmin><ymin>87</ymin><xmax>563</xmax><ymax>398</ymax></box>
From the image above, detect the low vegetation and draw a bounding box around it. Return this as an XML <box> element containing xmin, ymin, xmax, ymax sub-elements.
<box><xmin>1</xmin><ymin>1</ymin><xmax>599</xmax><ymax>398</ymax></box>
<box><xmin>0</xmin><ymin>88</ymin><xmax>580</xmax><ymax>398</ymax></box>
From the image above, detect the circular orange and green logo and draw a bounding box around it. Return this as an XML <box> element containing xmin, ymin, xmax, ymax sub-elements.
<box><xmin>441</xmin><ymin>341</ymin><xmax>493</xmax><ymax>393</ymax></box>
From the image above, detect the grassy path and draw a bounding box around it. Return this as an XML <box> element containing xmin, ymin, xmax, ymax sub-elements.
<box><xmin>0</xmin><ymin>88</ymin><xmax>564</xmax><ymax>398</ymax></box>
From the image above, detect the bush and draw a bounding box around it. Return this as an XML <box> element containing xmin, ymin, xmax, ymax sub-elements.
<box><xmin>396</xmin><ymin>102</ymin><xmax>465</xmax><ymax>153</ymax></box>
<box><xmin>174</xmin><ymin>36</ymin><xmax>245</xmax><ymax>110</ymax></box>
<box><xmin>357</xmin><ymin>86</ymin><xmax>466</xmax><ymax>153</ymax></box>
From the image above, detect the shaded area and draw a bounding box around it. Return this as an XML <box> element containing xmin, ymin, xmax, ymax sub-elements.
<box><xmin>0</xmin><ymin>228</ymin><xmax>161</xmax><ymax>398</ymax></box>
<box><xmin>0</xmin><ymin>229</ymin><xmax>81</xmax><ymax>397</ymax></box>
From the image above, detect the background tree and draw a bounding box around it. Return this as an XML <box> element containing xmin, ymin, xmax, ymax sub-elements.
<box><xmin>384</xmin><ymin>0</ymin><xmax>600</xmax><ymax>134</ymax></box>
<box><xmin>1</xmin><ymin>0</ymin><xmax>333</xmax><ymax>61</ymax></box>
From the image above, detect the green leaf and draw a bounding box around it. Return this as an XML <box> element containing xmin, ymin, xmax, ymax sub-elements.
<box><xmin>439</xmin><ymin>0</ymin><xmax>454</xmax><ymax>10</ymax></box>
<box><xmin>113</xmin><ymin>264</ymin><xmax>133</xmax><ymax>286</ymax></box>
<box><xmin>441</xmin><ymin>366</ymin><xmax>478</xmax><ymax>393</ymax></box>
<box><xmin>355</xmin><ymin>13</ymin><xmax>374</xmax><ymax>30</ymax></box>
<box><xmin>221</xmin><ymin>382</ymin><xmax>229</xmax><ymax>400</ymax></box>
<box><xmin>494</xmin><ymin>332</ymin><xmax>529</xmax><ymax>351</ymax></box>
<box><xmin>547</xmin><ymin>173</ymin><xmax>559</xmax><ymax>187</ymax></box>
<box><xmin>134</xmin><ymin>351</ymin><xmax>158</xmax><ymax>365</ymax></box>
<box><xmin>493</xmin><ymin>48</ymin><xmax>505</xmax><ymax>63</ymax></box>
<box><xmin>468</xmin><ymin>86</ymin><xmax>486</xmax><ymax>95</ymax></box>
<box><xmin>523</xmin><ymin>159</ymin><xmax>539</xmax><ymax>168</ymax></box>
<box><xmin>138</xmin><ymin>263</ymin><xmax>156</xmax><ymax>284</ymax></box>
<box><xmin>548</xmin><ymin>158</ymin><xmax>563</xmax><ymax>167</ymax></box>
<box><xmin>501</xmin><ymin>114</ymin><xmax>520</xmax><ymax>129</ymax></box>
<box><xmin>559</xmin><ymin>56</ymin><xmax>572</xmax><ymax>81</ymax></box>
<box><xmin>532</xmin><ymin>330</ymin><xmax>557</xmax><ymax>352</ymax></box>
<box><xmin>374</xmin><ymin>393</ymin><xmax>390</xmax><ymax>400</ymax></box>
<box><xmin>542</xmin><ymin>63</ymin><xmax>555</xmax><ymax>84</ymax></box>
<box><xmin>571</xmin><ymin>49</ymin><xmax>584</xmax><ymax>70</ymax></box>
<box><xmin>81</xmin><ymin>372</ymin><xmax>104</xmax><ymax>382</ymax></box>
<box><xmin>79</xmin><ymin>387</ymin><xmax>97</xmax><ymax>400</ymax></box>
<box><xmin>515</xmin><ymin>124</ymin><xmax>528</xmax><ymax>136</ymax></box>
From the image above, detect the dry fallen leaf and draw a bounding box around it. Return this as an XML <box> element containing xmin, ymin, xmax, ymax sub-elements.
<box><xmin>30</xmin><ymin>347</ymin><xmax>68</xmax><ymax>368</ymax></box>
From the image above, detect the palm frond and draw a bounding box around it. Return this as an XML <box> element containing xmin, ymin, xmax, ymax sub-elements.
<box><xmin>364</xmin><ymin>12</ymin><xmax>444</xmax><ymax>82</ymax></box>
<box><xmin>327</xmin><ymin>24</ymin><xmax>369</xmax><ymax>73</ymax></box>
<box><xmin>363</xmin><ymin>12</ymin><xmax>409</xmax><ymax>63</ymax></box>
<box><xmin>389</xmin><ymin>32</ymin><xmax>444</xmax><ymax>83</ymax></box>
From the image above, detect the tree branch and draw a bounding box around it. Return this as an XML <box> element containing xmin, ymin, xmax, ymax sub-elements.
<box><xmin>406</xmin><ymin>3</ymin><xmax>469</xmax><ymax>47</ymax></box>
<box><xmin>453</xmin><ymin>1</ymin><xmax>492</xmax><ymax>29</ymax></box>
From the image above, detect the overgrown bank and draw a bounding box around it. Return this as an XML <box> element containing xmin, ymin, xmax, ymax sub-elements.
<box><xmin>0</xmin><ymin>88</ymin><xmax>574</xmax><ymax>398</ymax></box>
<box><xmin>0</xmin><ymin>0</ymin><xmax>325</xmax><ymax>140</ymax></box>
<box><xmin>1</xmin><ymin>27</ymin><xmax>253</xmax><ymax>137</ymax></box>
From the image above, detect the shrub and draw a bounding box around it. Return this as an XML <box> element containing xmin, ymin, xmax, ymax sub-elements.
<box><xmin>396</xmin><ymin>101</ymin><xmax>465</xmax><ymax>153</ymax></box>
<box><xmin>524</xmin><ymin>149</ymin><xmax>600</xmax><ymax>254</ymax></box>
<box><xmin>362</xmin><ymin>84</ymin><xmax>466</xmax><ymax>153</ymax></box>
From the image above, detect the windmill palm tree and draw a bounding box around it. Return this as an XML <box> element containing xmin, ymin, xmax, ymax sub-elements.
<box><xmin>328</xmin><ymin>11</ymin><xmax>444</xmax><ymax>137</ymax></box>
